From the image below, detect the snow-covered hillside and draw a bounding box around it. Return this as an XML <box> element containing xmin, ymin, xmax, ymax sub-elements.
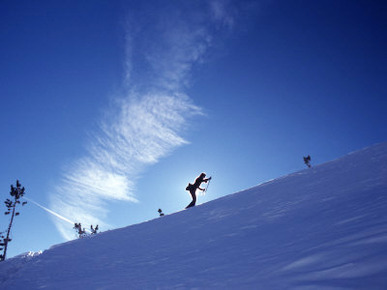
<box><xmin>1</xmin><ymin>142</ymin><xmax>387</xmax><ymax>289</ymax></box>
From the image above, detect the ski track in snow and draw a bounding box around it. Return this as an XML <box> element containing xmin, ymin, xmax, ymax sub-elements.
<box><xmin>1</xmin><ymin>142</ymin><xmax>387</xmax><ymax>289</ymax></box>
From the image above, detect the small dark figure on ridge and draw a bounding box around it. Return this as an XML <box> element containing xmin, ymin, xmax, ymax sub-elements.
<box><xmin>185</xmin><ymin>172</ymin><xmax>211</xmax><ymax>209</ymax></box>
<box><xmin>304</xmin><ymin>155</ymin><xmax>312</xmax><ymax>168</ymax></box>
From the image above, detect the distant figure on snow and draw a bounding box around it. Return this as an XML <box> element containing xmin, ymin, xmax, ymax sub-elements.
<box><xmin>185</xmin><ymin>172</ymin><xmax>211</xmax><ymax>209</ymax></box>
<box><xmin>158</xmin><ymin>208</ymin><xmax>164</xmax><ymax>217</ymax></box>
<box><xmin>303</xmin><ymin>155</ymin><xmax>312</xmax><ymax>168</ymax></box>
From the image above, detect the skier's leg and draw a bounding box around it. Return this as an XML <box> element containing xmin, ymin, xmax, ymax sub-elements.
<box><xmin>191</xmin><ymin>190</ymin><xmax>196</xmax><ymax>206</ymax></box>
<box><xmin>185</xmin><ymin>190</ymin><xmax>196</xmax><ymax>209</ymax></box>
<box><xmin>186</xmin><ymin>200</ymin><xmax>195</xmax><ymax>209</ymax></box>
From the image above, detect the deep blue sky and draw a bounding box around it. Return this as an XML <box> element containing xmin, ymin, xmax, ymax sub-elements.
<box><xmin>1</xmin><ymin>0</ymin><xmax>386</xmax><ymax>258</ymax></box>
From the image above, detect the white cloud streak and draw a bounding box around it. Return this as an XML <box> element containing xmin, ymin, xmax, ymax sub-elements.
<box><xmin>50</xmin><ymin>92</ymin><xmax>201</xmax><ymax>240</ymax></box>
<box><xmin>49</xmin><ymin>0</ymin><xmax>235</xmax><ymax>240</ymax></box>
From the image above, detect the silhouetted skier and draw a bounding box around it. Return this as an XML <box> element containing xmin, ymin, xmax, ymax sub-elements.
<box><xmin>185</xmin><ymin>172</ymin><xmax>211</xmax><ymax>209</ymax></box>
<box><xmin>304</xmin><ymin>155</ymin><xmax>312</xmax><ymax>168</ymax></box>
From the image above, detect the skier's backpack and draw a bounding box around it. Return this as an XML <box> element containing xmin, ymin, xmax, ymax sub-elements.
<box><xmin>186</xmin><ymin>183</ymin><xmax>194</xmax><ymax>191</ymax></box>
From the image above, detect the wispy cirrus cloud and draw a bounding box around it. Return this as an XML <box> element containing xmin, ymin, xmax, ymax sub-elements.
<box><xmin>50</xmin><ymin>0</ymin><xmax>235</xmax><ymax>240</ymax></box>
<box><xmin>51</xmin><ymin>92</ymin><xmax>200</xmax><ymax>239</ymax></box>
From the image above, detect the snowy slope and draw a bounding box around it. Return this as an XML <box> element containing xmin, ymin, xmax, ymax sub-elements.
<box><xmin>1</xmin><ymin>142</ymin><xmax>387</xmax><ymax>289</ymax></box>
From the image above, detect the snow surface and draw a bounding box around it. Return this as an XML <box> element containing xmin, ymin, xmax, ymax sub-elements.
<box><xmin>1</xmin><ymin>142</ymin><xmax>387</xmax><ymax>289</ymax></box>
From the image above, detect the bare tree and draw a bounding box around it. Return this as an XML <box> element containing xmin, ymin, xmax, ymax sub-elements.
<box><xmin>0</xmin><ymin>180</ymin><xmax>27</xmax><ymax>261</ymax></box>
<box><xmin>90</xmin><ymin>225</ymin><xmax>99</xmax><ymax>235</ymax></box>
<box><xmin>73</xmin><ymin>223</ymin><xmax>87</xmax><ymax>238</ymax></box>
<box><xmin>303</xmin><ymin>155</ymin><xmax>312</xmax><ymax>168</ymax></box>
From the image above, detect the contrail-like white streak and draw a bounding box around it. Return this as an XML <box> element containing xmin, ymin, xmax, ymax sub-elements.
<box><xmin>24</xmin><ymin>197</ymin><xmax>74</xmax><ymax>225</ymax></box>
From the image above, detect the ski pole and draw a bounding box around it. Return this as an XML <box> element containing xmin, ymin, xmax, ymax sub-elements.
<box><xmin>203</xmin><ymin>176</ymin><xmax>212</xmax><ymax>195</ymax></box>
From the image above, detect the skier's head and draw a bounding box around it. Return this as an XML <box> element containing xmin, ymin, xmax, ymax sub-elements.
<box><xmin>199</xmin><ymin>172</ymin><xmax>206</xmax><ymax>178</ymax></box>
